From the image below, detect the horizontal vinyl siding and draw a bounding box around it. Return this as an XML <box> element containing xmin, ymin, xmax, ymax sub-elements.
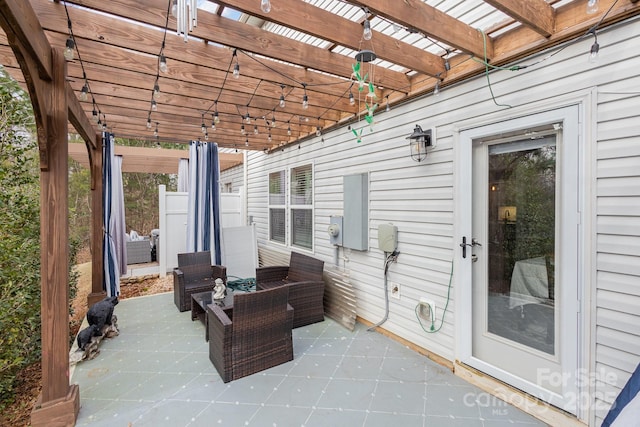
<box><xmin>243</xmin><ymin>17</ymin><xmax>640</xmax><ymax>426</ymax></box>
<box><xmin>592</xmin><ymin>19</ymin><xmax>640</xmax><ymax>427</ymax></box>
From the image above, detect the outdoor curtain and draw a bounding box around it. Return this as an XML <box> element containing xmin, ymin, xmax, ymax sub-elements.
<box><xmin>103</xmin><ymin>132</ymin><xmax>127</xmax><ymax>297</ymax></box>
<box><xmin>186</xmin><ymin>141</ymin><xmax>222</xmax><ymax>265</ymax></box>
<box><xmin>178</xmin><ymin>158</ymin><xmax>189</xmax><ymax>192</ymax></box>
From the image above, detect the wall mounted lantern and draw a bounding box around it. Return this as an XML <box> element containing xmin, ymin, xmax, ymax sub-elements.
<box><xmin>407</xmin><ymin>125</ymin><xmax>432</xmax><ymax>162</ymax></box>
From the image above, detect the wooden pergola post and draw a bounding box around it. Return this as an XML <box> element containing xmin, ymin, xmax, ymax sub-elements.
<box><xmin>29</xmin><ymin>47</ymin><xmax>80</xmax><ymax>426</ymax></box>
<box><xmin>88</xmin><ymin>134</ymin><xmax>106</xmax><ymax>307</ymax></box>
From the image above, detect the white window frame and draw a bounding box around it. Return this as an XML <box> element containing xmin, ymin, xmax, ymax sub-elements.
<box><xmin>267</xmin><ymin>162</ymin><xmax>315</xmax><ymax>251</ymax></box>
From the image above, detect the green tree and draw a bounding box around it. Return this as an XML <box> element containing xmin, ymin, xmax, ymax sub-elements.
<box><xmin>0</xmin><ymin>68</ymin><xmax>79</xmax><ymax>409</ymax></box>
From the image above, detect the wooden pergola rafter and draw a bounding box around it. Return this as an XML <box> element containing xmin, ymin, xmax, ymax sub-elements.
<box><xmin>1</xmin><ymin>1</ymin><xmax>640</xmax><ymax>426</ymax></box>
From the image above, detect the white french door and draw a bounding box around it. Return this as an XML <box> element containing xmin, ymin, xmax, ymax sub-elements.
<box><xmin>458</xmin><ymin>106</ymin><xmax>582</xmax><ymax>414</ymax></box>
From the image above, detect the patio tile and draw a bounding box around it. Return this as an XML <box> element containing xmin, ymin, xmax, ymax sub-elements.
<box><xmin>316</xmin><ymin>378</ymin><xmax>377</xmax><ymax>411</ymax></box>
<box><xmin>369</xmin><ymin>380</ymin><xmax>426</xmax><ymax>414</ymax></box>
<box><xmin>265</xmin><ymin>376</ymin><xmax>330</xmax><ymax>406</ymax></box>
<box><xmin>365</xmin><ymin>411</ymin><xmax>425</xmax><ymax>427</ymax></box>
<box><xmin>70</xmin><ymin>293</ymin><xmax>548</xmax><ymax>427</ymax></box>
<box><xmin>304</xmin><ymin>408</ymin><xmax>367</xmax><ymax>427</ymax></box>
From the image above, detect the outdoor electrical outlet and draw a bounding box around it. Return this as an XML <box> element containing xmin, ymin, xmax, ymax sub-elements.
<box><xmin>390</xmin><ymin>282</ymin><xmax>401</xmax><ymax>299</ymax></box>
<box><xmin>419</xmin><ymin>297</ymin><xmax>436</xmax><ymax>320</ymax></box>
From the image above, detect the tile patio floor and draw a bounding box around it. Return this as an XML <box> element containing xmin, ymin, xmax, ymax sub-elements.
<box><xmin>70</xmin><ymin>292</ymin><xmax>548</xmax><ymax>427</ymax></box>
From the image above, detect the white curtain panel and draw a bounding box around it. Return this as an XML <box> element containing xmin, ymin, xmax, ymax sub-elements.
<box><xmin>112</xmin><ymin>155</ymin><xmax>127</xmax><ymax>277</ymax></box>
<box><xmin>102</xmin><ymin>133</ymin><xmax>123</xmax><ymax>297</ymax></box>
<box><xmin>178</xmin><ymin>158</ymin><xmax>189</xmax><ymax>192</ymax></box>
<box><xmin>186</xmin><ymin>141</ymin><xmax>222</xmax><ymax>264</ymax></box>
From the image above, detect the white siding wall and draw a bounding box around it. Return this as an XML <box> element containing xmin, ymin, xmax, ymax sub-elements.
<box><xmin>244</xmin><ymin>18</ymin><xmax>640</xmax><ymax>426</ymax></box>
<box><xmin>220</xmin><ymin>161</ymin><xmax>244</xmax><ymax>193</ymax></box>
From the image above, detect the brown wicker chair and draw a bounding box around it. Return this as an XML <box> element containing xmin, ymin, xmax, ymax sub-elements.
<box><xmin>256</xmin><ymin>251</ymin><xmax>325</xmax><ymax>328</ymax></box>
<box><xmin>173</xmin><ymin>251</ymin><xmax>227</xmax><ymax>312</ymax></box>
<box><xmin>207</xmin><ymin>286</ymin><xmax>294</xmax><ymax>383</ymax></box>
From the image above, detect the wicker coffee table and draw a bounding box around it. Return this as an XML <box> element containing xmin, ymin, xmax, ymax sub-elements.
<box><xmin>191</xmin><ymin>290</ymin><xmax>234</xmax><ymax>341</ymax></box>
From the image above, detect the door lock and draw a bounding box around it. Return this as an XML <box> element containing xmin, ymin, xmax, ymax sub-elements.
<box><xmin>460</xmin><ymin>236</ymin><xmax>482</xmax><ymax>258</ymax></box>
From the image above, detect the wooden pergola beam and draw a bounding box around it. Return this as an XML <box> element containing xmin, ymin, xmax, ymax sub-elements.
<box><xmin>216</xmin><ymin>0</ymin><xmax>446</xmax><ymax>77</ymax></box>
<box><xmin>44</xmin><ymin>0</ymin><xmax>410</xmax><ymax>91</ymax></box>
<box><xmin>348</xmin><ymin>0</ymin><xmax>492</xmax><ymax>59</ymax></box>
<box><xmin>484</xmin><ymin>0</ymin><xmax>556</xmax><ymax>38</ymax></box>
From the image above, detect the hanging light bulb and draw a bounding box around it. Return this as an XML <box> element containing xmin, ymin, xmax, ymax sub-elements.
<box><xmin>211</xmin><ymin>114</ymin><xmax>217</xmax><ymax>130</ymax></box>
<box><xmin>260</xmin><ymin>0</ymin><xmax>271</xmax><ymax>13</ymax></box>
<box><xmin>151</xmin><ymin>100</ymin><xmax>158</xmax><ymax>111</ymax></box>
<box><xmin>213</xmin><ymin>110</ymin><xmax>220</xmax><ymax>124</ymax></box>
<box><xmin>245</xmin><ymin>112</ymin><xmax>251</xmax><ymax>124</ymax></box>
<box><xmin>254</xmin><ymin>125</ymin><xmax>259</xmax><ymax>135</ymax></box>
<box><xmin>204</xmin><ymin>131</ymin><xmax>209</xmax><ymax>140</ymax></box>
<box><xmin>268</xmin><ymin>132</ymin><xmax>272</xmax><ymax>142</ymax></box>
<box><xmin>233</xmin><ymin>63</ymin><xmax>240</xmax><ymax>79</ymax></box>
<box><xmin>279</xmin><ymin>84</ymin><xmax>286</xmax><ymax>108</ymax></box>
<box><xmin>434</xmin><ymin>80</ymin><xmax>441</xmax><ymax>97</ymax></box>
<box><xmin>102</xmin><ymin>116</ymin><xmax>107</xmax><ymax>131</ymax></box>
<box><xmin>80</xmin><ymin>83</ymin><xmax>89</xmax><ymax>102</ymax></box>
<box><xmin>146</xmin><ymin>117</ymin><xmax>152</xmax><ymax>129</ymax></box>
<box><xmin>170</xmin><ymin>0</ymin><xmax>178</xmax><ymax>18</ymax></box>
<box><xmin>586</xmin><ymin>0</ymin><xmax>598</xmax><ymax>14</ymax></box>
<box><xmin>287</xmin><ymin>124</ymin><xmax>292</xmax><ymax>136</ymax></box>
<box><xmin>159</xmin><ymin>54</ymin><xmax>168</xmax><ymax>73</ymax></box>
<box><xmin>271</xmin><ymin>115</ymin><xmax>276</xmax><ymax>127</ymax></box>
<box><xmin>97</xmin><ymin>116</ymin><xmax>102</xmax><ymax>128</ymax></box>
<box><xmin>301</xmin><ymin>84</ymin><xmax>309</xmax><ymax>109</ymax></box>
<box><xmin>92</xmin><ymin>106</ymin><xmax>98</xmax><ymax>123</ymax></box>
<box><xmin>589</xmin><ymin>39</ymin><xmax>600</xmax><ymax>63</ymax></box>
<box><xmin>154</xmin><ymin>124</ymin><xmax>158</xmax><ymax>137</ymax></box>
<box><xmin>64</xmin><ymin>37</ymin><xmax>75</xmax><ymax>61</ymax></box>
<box><xmin>385</xmin><ymin>96</ymin><xmax>390</xmax><ymax>112</ymax></box>
<box><xmin>201</xmin><ymin>120</ymin><xmax>206</xmax><ymax>134</ymax></box>
<box><xmin>153</xmin><ymin>82</ymin><xmax>160</xmax><ymax>99</ymax></box>
<box><xmin>349</xmin><ymin>91</ymin><xmax>355</xmax><ymax>106</ymax></box>
<box><xmin>316</xmin><ymin>126</ymin><xmax>322</xmax><ymax>137</ymax></box>
<box><xmin>245</xmin><ymin>138</ymin><xmax>249</xmax><ymax>147</ymax></box>
<box><xmin>363</xmin><ymin>19</ymin><xmax>372</xmax><ymax>41</ymax></box>
<box><xmin>241</xmin><ymin>124</ymin><xmax>246</xmax><ymax>135</ymax></box>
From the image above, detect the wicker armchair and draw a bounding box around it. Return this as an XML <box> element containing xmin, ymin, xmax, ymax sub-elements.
<box><xmin>173</xmin><ymin>251</ymin><xmax>227</xmax><ymax>312</ymax></box>
<box><xmin>207</xmin><ymin>286</ymin><xmax>294</xmax><ymax>383</ymax></box>
<box><xmin>256</xmin><ymin>251</ymin><xmax>325</xmax><ymax>328</ymax></box>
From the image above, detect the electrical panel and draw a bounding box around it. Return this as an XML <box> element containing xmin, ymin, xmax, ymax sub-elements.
<box><xmin>343</xmin><ymin>173</ymin><xmax>369</xmax><ymax>251</ymax></box>
<box><xmin>378</xmin><ymin>223</ymin><xmax>398</xmax><ymax>253</ymax></box>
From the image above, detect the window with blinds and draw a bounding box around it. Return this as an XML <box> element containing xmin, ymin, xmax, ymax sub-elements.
<box><xmin>267</xmin><ymin>165</ymin><xmax>314</xmax><ymax>250</ymax></box>
<box><xmin>269</xmin><ymin>171</ymin><xmax>286</xmax><ymax>244</ymax></box>
<box><xmin>290</xmin><ymin>165</ymin><xmax>313</xmax><ymax>249</ymax></box>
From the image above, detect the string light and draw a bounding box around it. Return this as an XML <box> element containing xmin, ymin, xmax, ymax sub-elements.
<box><xmin>245</xmin><ymin>138</ymin><xmax>249</xmax><ymax>147</ymax></box>
<box><xmin>159</xmin><ymin>53</ymin><xmax>168</xmax><ymax>73</ymax></box>
<box><xmin>92</xmin><ymin>102</ymin><xmax>98</xmax><ymax>123</ymax></box>
<box><xmin>201</xmin><ymin>114</ymin><xmax>206</xmax><ymax>134</ymax></box>
<box><xmin>64</xmin><ymin>36</ymin><xmax>75</xmax><ymax>61</ymax></box>
<box><xmin>434</xmin><ymin>79</ymin><xmax>441</xmax><ymax>97</ymax></box>
<box><xmin>349</xmin><ymin>91</ymin><xmax>355</xmax><ymax>106</ymax></box>
<box><xmin>302</xmin><ymin>83</ymin><xmax>309</xmax><ymax>109</ymax></box>
<box><xmin>385</xmin><ymin>95</ymin><xmax>390</xmax><ymax>112</ymax></box>
<box><xmin>80</xmin><ymin>82</ymin><xmax>89</xmax><ymax>102</ymax></box>
<box><xmin>254</xmin><ymin>124</ymin><xmax>259</xmax><ymax>135</ymax></box>
<box><xmin>260</xmin><ymin>0</ymin><xmax>271</xmax><ymax>13</ymax></box>
<box><xmin>587</xmin><ymin>0</ymin><xmax>598</xmax><ymax>14</ymax></box>
<box><xmin>279</xmin><ymin>84</ymin><xmax>286</xmax><ymax>108</ymax></box>
<box><xmin>363</xmin><ymin>19</ymin><xmax>372</xmax><ymax>41</ymax></box>
<box><xmin>268</xmin><ymin>132</ymin><xmax>272</xmax><ymax>142</ymax></box>
<box><xmin>232</xmin><ymin>50</ymin><xmax>240</xmax><ymax>79</ymax></box>
<box><xmin>287</xmin><ymin>122</ymin><xmax>292</xmax><ymax>136</ymax></box>
<box><xmin>589</xmin><ymin>32</ymin><xmax>600</xmax><ymax>63</ymax></box>
<box><xmin>151</xmin><ymin>99</ymin><xmax>158</xmax><ymax>111</ymax></box>
<box><xmin>211</xmin><ymin>114</ymin><xmax>216</xmax><ymax>130</ymax></box>
<box><xmin>153</xmin><ymin>80</ymin><xmax>160</xmax><ymax>99</ymax></box>
<box><xmin>213</xmin><ymin>101</ymin><xmax>220</xmax><ymax>124</ymax></box>
<box><xmin>245</xmin><ymin>111</ymin><xmax>252</xmax><ymax>124</ymax></box>
<box><xmin>146</xmin><ymin>116</ymin><xmax>152</xmax><ymax>129</ymax></box>
<box><xmin>154</xmin><ymin>122</ymin><xmax>159</xmax><ymax>137</ymax></box>
<box><xmin>241</xmin><ymin>123</ymin><xmax>246</xmax><ymax>134</ymax></box>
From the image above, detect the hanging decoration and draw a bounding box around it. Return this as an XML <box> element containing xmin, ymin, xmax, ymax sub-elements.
<box><xmin>173</xmin><ymin>0</ymin><xmax>198</xmax><ymax>42</ymax></box>
<box><xmin>350</xmin><ymin>49</ymin><xmax>378</xmax><ymax>143</ymax></box>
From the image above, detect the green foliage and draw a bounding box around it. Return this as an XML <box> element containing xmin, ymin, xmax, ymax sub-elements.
<box><xmin>0</xmin><ymin>68</ymin><xmax>79</xmax><ymax>410</ymax></box>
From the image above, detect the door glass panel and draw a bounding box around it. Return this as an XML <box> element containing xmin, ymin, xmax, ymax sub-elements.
<box><xmin>486</xmin><ymin>137</ymin><xmax>556</xmax><ymax>355</ymax></box>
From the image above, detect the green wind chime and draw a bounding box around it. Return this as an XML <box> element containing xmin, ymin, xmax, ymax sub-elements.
<box><xmin>350</xmin><ymin>60</ymin><xmax>378</xmax><ymax>143</ymax></box>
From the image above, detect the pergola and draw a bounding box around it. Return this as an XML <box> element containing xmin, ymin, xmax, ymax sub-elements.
<box><xmin>1</xmin><ymin>0</ymin><xmax>639</xmax><ymax>425</ymax></box>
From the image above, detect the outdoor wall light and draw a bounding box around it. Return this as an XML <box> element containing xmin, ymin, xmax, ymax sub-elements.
<box><xmin>407</xmin><ymin>124</ymin><xmax>432</xmax><ymax>162</ymax></box>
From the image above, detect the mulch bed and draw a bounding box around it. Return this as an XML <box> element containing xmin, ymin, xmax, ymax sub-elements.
<box><xmin>0</xmin><ymin>276</ymin><xmax>166</xmax><ymax>427</ymax></box>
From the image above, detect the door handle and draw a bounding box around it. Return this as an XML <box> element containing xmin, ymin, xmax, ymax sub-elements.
<box><xmin>460</xmin><ymin>236</ymin><xmax>482</xmax><ymax>258</ymax></box>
